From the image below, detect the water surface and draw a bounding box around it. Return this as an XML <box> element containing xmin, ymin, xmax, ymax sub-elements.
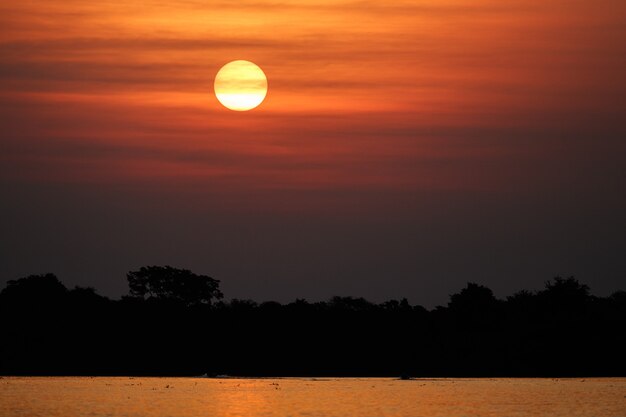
<box><xmin>1</xmin><ymin>377</ymin><xmax>625</xmax><ymax>417</ymax></box>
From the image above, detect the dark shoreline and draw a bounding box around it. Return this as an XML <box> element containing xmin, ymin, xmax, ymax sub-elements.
<box><xmin>2</xmin><ymin>275</ymin><xmax>625</xmax><ymax>377</ymax></box>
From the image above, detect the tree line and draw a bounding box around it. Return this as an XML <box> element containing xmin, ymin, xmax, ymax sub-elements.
<box><xmin>1</xmin><ymin>266</ymin><xmax>625</xmax><ymax>376</ymax></box>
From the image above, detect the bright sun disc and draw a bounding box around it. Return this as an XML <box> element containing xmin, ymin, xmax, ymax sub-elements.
<box><xmin>214</xmin><ymin>60</ymin><xmax>267</xmax><ymax>111</ymax></box>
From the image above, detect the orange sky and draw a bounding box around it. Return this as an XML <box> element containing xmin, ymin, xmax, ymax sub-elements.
<box><xmin>1</xmin><ymin>0</ymin><xmax>625</xmax><ymax>303</ymax></box>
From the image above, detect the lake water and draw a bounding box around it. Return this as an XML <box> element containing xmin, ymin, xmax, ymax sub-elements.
<box><xmin>1</xmin><ymin>377</ymin><xmax>625</xmax><ymax>417</ymax></box>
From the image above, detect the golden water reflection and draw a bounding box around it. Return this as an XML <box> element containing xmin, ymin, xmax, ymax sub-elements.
<box><xmin>1</xmin><ymin>377</ymin><xmax>625</xmax><ymax>417</ymax></box>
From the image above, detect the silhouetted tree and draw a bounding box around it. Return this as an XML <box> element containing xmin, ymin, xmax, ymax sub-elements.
<box><xmin>259</xmin><ymin>301</ymin><xmax>282</xmax><ymax>312</ymax></box>
<box><xmin>540</xmin><ymin>276</ymin><xmax>590</xmax><ymax>308</ymax></box>
<box><xmin>228</xmin><ymin>298</ymin><xmax>258</xmax><ymax>310</ymax></box>
<box><xmin>67</xmin><ymin>286</ymin><xmax>108</xmax><ymax>308</ymax></box>
<box><xmin>448</xmin><ymin>282</ymin><xmax>498</xmax><ymax>312</ymax></box>
<box><xmin>506</xmin><ymin>289</ymin><xmax>534</xmax><ymax>304</ymax></box>
<box><xmin>381</xmin><ymin>298</ymin><xmax>413</xmax><ymax>312</ymax></box>
<box><xmin>126</xmin><ymin>266</ymin><xmax>223</xmax><ymax>306</ymax></box>
<box><xmin>0</xmin><ymin>273</ymin><xmax>67</xmax><ymax>307</ymax></box>
<box><xmin>327</xmin><ymin>296</ymin><xmax>374</xmax><ymax>312</ymax></box>
<box><xmin>446</xmin><ymin>282</ymin><xmax>501</xmax><ymax>336</ymax></box>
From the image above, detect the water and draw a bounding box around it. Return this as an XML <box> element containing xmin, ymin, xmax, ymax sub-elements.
<box><xmin>1</xmin><ymin>377</ymin><xmax>625</xmax><ymax>417</ymax></box>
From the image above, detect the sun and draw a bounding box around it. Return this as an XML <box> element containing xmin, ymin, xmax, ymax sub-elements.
<box><xmin>214</xmin><ymin>60</ymin><xmax>268</xmax><ymax>111</ymax></box>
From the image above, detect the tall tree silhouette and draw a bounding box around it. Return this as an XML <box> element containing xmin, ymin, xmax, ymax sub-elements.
<box><xmin>126</xmin><ymin>265</ymin><xmax>223</xmax><ymax>306</ymax></box>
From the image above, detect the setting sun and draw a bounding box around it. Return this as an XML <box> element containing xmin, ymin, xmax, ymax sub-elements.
<box><xmin>214</xmin><ymin>60</ymin><xmax>268</xmax><ymax>111</ymax></box>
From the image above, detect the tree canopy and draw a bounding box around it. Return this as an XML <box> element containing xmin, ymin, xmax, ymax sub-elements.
<box><xmin>0</xmin><ymin>273</ymin><xmax>67</xmax><ymax>306</ymax></box>
<box><xmin>126</xmin><ymin>265</ymin><xmax>223</xmax><ymax>306</ymax></box>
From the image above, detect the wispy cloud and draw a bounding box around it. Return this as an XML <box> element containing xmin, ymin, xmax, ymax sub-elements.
<box><xmin>1</xmin><ymin>0</ymin><xmax>625</xmax><ymax>200</ymax></box>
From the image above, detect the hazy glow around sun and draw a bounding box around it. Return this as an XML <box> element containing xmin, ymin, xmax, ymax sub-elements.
<box><xmin>214</xmin><ymin>60</ymin><xmax>268</xmax><ymax>111</ymax></box>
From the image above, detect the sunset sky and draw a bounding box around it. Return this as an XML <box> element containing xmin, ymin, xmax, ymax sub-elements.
<box><xmin>1</xmin><ymin>0</ymin><xmax>625</xmax><ymax>306</ymax></box>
